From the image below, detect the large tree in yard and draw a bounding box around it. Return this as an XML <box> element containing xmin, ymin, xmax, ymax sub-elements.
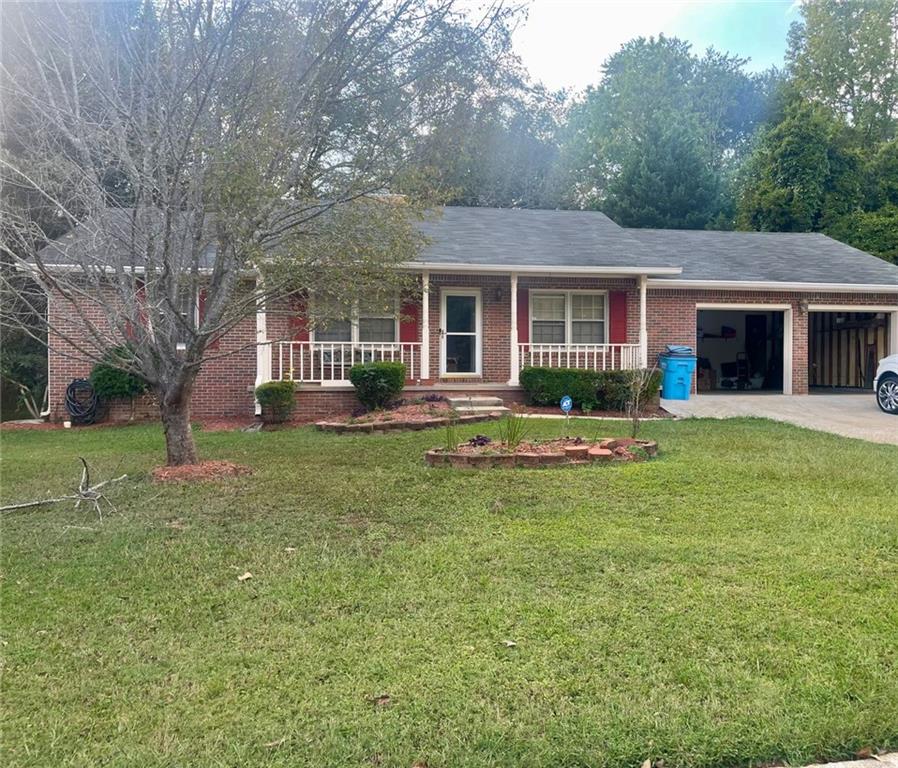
<box><xmin>556</xmin><ymin>35</ymin><xmax>773</xmax><ymax>227</ymax></box>
<box><xmin>0</xmin><ymin>0</ymin><xmax>512</xmax><ymax>465</ymax></box>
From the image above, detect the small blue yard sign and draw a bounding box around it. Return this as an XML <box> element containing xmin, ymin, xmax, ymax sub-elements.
<box><xmin>560</xmin><ymin>395</ymin><xmax>573</xmax><ymax>414</ymax></box>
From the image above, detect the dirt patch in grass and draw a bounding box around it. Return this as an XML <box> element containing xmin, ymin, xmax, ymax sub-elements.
<box><xmin>151</xmin><ymin>460</ymin><xmax>253</xmax><ymax>483</ymax></box>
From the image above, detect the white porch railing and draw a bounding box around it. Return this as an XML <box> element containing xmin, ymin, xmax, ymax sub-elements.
<box><xmin>518</xmin><ymin>343</ymin><xmax>641</xmax><ymax>371</ymax></box>
<box><xmin>277</xmin><ymin>341</ymin><xmax>420</xmax><ymax>383</ymax></box>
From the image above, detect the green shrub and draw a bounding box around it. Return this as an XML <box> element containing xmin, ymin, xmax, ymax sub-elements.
<box><xmin>255</xmin><ymin>381</ymin><xmax>295</xmax><ymax>423</ymax></box>
<box><xmin>89</xmin><ymin>347</ymin><xmax>148</xmax><ymax>401</ymax></box>
<box><xmin>519</xmin><ymin>367</ymin><xmax>661</xmax><ymax>411</ymax></box>
<box><xmin>348</xmin><ymin>361</ymin><xmax>406</xmax><ymax>410</ymax></box>
<box><xmin>497</xmin><ymin>412</ymin><xmax>531</xmax><ymax>450</ymax></box>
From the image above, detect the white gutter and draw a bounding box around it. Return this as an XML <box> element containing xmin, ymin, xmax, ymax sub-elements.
<box><xmin>647</xmin><ymin>278</ymin><xmax>898</xmax><ymax>294</ymax></box>
<box><xmin>403</xmin><ymin>261</ymin><xmax>683</xmax><ymax>277</ymax></box>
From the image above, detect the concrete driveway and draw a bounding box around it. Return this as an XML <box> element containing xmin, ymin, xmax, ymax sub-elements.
<box><xmin>661</xmin><ymin>393</ymin><xmax>898</xmax><ymax>445</ymax></box>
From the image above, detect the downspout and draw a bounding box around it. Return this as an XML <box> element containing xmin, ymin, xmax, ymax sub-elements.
<box><xmin>40</xmin><ymin>288</ymin><xmax>51</xmax><ymax>418</ymax></box>
<box><xmin>253</xmin><ymin>277</ymin><xmax>271</xmax><ymax>416</ymax></box>
<box><xmin>639</xmin><ymin>275</ymin><xmax>648</xmax><ymax>368</ymax></box>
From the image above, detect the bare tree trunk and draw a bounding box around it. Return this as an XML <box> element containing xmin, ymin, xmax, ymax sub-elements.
<box><xmin>159</xmin><ymin>382</ymin><xmax>198</xmax><ymax>466</ymax></box>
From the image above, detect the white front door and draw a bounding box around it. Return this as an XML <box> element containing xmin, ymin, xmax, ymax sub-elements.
<box><xmin>440</xmin><ymin>289</ymin><xmax>482</xmax><ymax>375</ymax></box>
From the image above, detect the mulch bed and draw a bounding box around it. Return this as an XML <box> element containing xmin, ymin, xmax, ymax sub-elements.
<box><xmin>317</xmin><ymin>400</ymin><xmax>502</xmax><ymax>433</ymax></box>
<box><xmin>0</xmin><ymin>419</ymin><xmax>147</xmax><ymax>431</ymax></box>
<box><xmin>151</xmin><ymin>460</ymin><xmax>253</xmax><ymax>483</ymax></box>
<box><xmin>426</xmin><ymin>436</ymin><xmax>658</xmax><ymax>468</ymax></box>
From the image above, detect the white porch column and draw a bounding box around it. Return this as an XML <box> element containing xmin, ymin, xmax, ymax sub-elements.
<box><xmin>639</xmin><ymin>274</ymin><xmax>648</xmax><ymax>368</ymax></box>
<box><xmin>254</xmin><ymin>279</ymin><xmax>272</xmax><ymax>416</ymax></box>
<box><xmin>509</xmin><ymin>272</ymin><xmax>519</xmax><ymax>385</ymax></box>
<box><xmin>891</xmin><ymin>310</ymin><xmax>898</xmax><ymax>356</ymax></box>
<box><xmin>420</xmin><ymin>271</ymin><xmax>430</xmax><ymax>380</ymax></box>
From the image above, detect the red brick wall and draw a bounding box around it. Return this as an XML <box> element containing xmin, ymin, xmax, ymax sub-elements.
<box><xmin>46</xmin><ymin>281</ymin><xmax>897</xmax><ymax>424</ymax></box>
<box><xmin>47</xmin><ymin>286</ymin><xmax>256</xmax><ymax>421</ymax></box>
<box><xmin>646</xmin><ymin>288</ymin><xmax>898</xmax><ymax>394</ymax></box>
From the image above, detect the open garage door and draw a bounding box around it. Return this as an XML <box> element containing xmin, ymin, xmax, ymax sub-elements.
<box><xmin>809</xmin><ymin>311</ymin><xmax>891</xmax><ymax>391</ymax></box>
<box><xmin>696</xmin><ymin>309</ymin><xmax>785</xmax><ymax>393</ymax></box>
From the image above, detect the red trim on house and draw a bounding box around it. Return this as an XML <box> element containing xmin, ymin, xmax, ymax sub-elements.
<box><xmin>399</xmin><ymin>299</ymin><xmax>420</xmax><ymax>342</ymax></box>
<box><xmin>517</xmin><ymin>288</ymin><xmax>529</xmax><ymax>343</ymax></box>
<box><xmin>609</xmin><ymin>291</ymin><xmax>628</xmax><ymax>343</ymax></box>
<box><xmin>290</xmin><ymin>295</ymin><xmax>310</xmax><ymax>341</ymax></box>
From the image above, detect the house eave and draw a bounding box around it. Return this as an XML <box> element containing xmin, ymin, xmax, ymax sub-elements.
<box><xmin>646</xmin><ymin>278</ymin><xmax>898</xmax><ymax>294</ymax></box>
<box><xmin>403</xmin><ymin>261</ymin><xmax>683</xmax><ymax>277</ymax></box>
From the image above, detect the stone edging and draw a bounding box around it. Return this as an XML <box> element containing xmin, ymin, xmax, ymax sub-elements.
<box><xmin>426</xmin><ymin>439</ymin><xmax>658</xmax><ymax>468</ymax></box>
<box><xmin>315</xmin><ymin>412</ymin><xmax>501</xmax><ymax>434</ymax></box>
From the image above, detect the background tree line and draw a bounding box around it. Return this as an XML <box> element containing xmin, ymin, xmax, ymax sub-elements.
<box><xmin>404</xmin><ymin>0</ymin><xmax>897</xmax><ymax>262</ymax></box>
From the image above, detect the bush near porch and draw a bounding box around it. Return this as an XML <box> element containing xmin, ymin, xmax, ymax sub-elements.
<box><xmin>519</xmin><ymin>366</ymin><xmax>662</xmax><ymax>411</ymax></box>
<box><xmin>2</xmin><ymin>419</ymin><xmax>897</xmax><ymax>767</ymax></box>
<box><xmin>349</xmin><ymin>361</ymin><xmax>406</xmax><ymax>410</ymax></box>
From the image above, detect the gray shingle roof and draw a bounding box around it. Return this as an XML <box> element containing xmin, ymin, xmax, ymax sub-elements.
<box><xmin>415</xmin><ymin>207</ymin><xmax>678</xmax><ymax>273</ymax></box>
<box><xmin>35</xmin><ymin>205</ymin><xmax>898</xmax><ymax>288</ymax></box>
<box><xmin>626</xmin><ymin>228</ymin><xmax>898</xmax><ymax>286</ymax></box>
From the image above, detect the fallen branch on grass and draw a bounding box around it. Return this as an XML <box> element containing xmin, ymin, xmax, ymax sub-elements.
<box><xmin>0</xmin><ymin>458</ymin><xmax>128</xmax><ymax>518</ymax></box>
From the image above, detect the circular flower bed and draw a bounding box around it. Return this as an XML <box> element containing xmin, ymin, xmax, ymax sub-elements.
<box><xmin>426</xmin><ymin>436</ymin><xmax>658</xmax><ymax>468</ymax></box>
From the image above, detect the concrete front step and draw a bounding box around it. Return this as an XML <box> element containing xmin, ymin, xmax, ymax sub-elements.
<box><xmin>453</xmin><ymin>405</ymin><xmax>512</xmax><ymax>415</ymax></box>
<box><xmin>447</xmin><ymin>396</ymin><xmax>504</xmax><ymax>408</ymax></box>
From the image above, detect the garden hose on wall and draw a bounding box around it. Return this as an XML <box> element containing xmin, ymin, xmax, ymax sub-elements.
<box><xmin>65</xmin><ymin>378</ymin><xmax>99</xmax><ymax>425</ymax></box>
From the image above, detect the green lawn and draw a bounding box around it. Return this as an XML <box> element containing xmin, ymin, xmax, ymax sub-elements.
<box><xmin>2</xmin><ymin>418</ymin><xmax>897</xmax><ymax>768</ymax></box>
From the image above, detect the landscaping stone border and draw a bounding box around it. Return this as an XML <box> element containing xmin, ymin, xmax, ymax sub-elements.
<box><xmin>316</xmin><ymin>412</ymin><xmax>501</xmax><ymax>434</ymax></box>
<box><xmin>426</xmin><ymin>438</ymin><xmax>658</xmax><ymax>468</ymax></box>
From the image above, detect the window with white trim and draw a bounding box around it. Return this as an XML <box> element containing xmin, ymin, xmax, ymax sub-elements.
<box><xmin>313</xmin><ymin>298</ymin><xmax>398</xmax><ymax>344</ymax></box>
<box><xmin>530</xmin><ymin>291</ymin><xmax>607</xmax><ymax>345</ymax></box>
<box><xmin>531</xmin><ymin>294</ymin><xmax>566</xmax><ymax>343</ymax></box>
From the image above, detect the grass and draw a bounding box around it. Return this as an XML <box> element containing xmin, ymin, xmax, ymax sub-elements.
<box><xmin>1</xmin><ymin>417</ymin><xmax>897</xmax><ymax>768</ymax></box>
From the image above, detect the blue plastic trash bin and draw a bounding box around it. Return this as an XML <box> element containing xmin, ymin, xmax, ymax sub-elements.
<box><xmin>658</xmin><ymin>345</ymin><xmax>697</xmax><ymax>400</ymax></box>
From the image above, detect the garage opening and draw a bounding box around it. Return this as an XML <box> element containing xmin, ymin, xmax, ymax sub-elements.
<box><xmin>696</xmin><ymin>310</ymin><xmax>785</xmax><ymax>392</ymax></box>
<box><xmin>809</xmin><ymin>311</ymin><xmax>890</xmax><ymax>391</ymax></box>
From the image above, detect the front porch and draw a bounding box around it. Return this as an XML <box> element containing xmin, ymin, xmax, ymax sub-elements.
<box><xmin>265</xmin><ymin>271</ymin><xmax>650</xmax><ymax>386</ymax></box>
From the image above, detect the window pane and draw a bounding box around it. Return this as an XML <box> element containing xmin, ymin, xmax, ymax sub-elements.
<box><xmin>532</xmin><ymin>320</ymin><xmax>565</xmax><ymax>344</ymax></box>
<box><xmin>446</xmin><ymin>295</ymin><xmax>476</xmax><ymax>333</ymax></box>
<box><xmin>315</xmin><ymin>319</ymin><xmax>351</xmax><ymax>342</ymax></box>
<box><xmin>359</xmin><ymin>317</ymin><xmax>396</xmax><ymax>342</ymax></box>
<box><xmin>572</xmin><ymin>293</ymin><xmax>604</xmax><ymax>320</ymax></box>
<box><xmin>572</xmin><ymin>320</ymin><xmax>603</xmax><ymax>344</ymax></box>
<box><xmin>445</xmin><ymin>335</ymin><xmax>475</xmax><ymax>373</ymax></box>
<box><xmin>532</xmin><ymin>294</ymin><xmax>565</xmax><ymax>320</ymax></box>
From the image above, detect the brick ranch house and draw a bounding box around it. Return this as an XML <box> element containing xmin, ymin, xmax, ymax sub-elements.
<box><xmin>41</xmin><ymin>206</ymin><xmax>898</xmax><ymax>422</ymax></box>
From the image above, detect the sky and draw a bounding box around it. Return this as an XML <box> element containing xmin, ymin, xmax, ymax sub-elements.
<box><xmin>510</xmin><ymin>0</ymin><xmax>802</xmax><ymax>93</ymax></box>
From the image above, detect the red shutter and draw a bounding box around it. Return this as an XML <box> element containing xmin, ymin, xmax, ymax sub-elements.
<box><xmin>289</xmin><ymin>295</ymin><xmax>310</xmax><ymax>341</ymax></box>
<box><xmin>399</xmin><ymin>299</ymin><xmax>420</xmax><ymax>342</ymax></box>
<box><xmin>517</xmin><ymin>288</ymin><xmax>529</xmax><ymax>343</ymax></box>
<box><xmin>608</xmin><ymin>291</ymin><xmax>628</xmax><ymax>344</ymax></box>
<box><xmin>198</xmin><ymin>288</ymin><xmax>220</xmax><ymax>350</ymax></box>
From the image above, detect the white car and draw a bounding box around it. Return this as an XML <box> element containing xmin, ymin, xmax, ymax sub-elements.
<box><xmin>874</xmin><ymin>354</ymin><xmax>898</xmax><ymax>414</ymax></box>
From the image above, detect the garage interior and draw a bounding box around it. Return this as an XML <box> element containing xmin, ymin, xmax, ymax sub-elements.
<box><xmin>809</xmin><ymin>311</ymin><xmax>890</xmax><ymax>391</ymax></box>
<box><xmin>696</xmin><ymin>310</ymin><xmax>785</xmax><ymax>392</ymax></box>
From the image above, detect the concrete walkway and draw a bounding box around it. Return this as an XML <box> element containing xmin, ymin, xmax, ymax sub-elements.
<box><xmin>662</xmin><ymin>393</ymin><xmax>898</xmax><ymax>445</ymax></box>
<box><xmin>788</xmin><ymin>755</ymin><xmax>898</xmax><ymax>768</ymax></box>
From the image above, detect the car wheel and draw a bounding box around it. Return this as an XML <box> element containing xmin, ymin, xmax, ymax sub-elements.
<box><xmin>877</xmin><ymin>375</ymin><xmax>898</xmax><ymax>415</ymax></box>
